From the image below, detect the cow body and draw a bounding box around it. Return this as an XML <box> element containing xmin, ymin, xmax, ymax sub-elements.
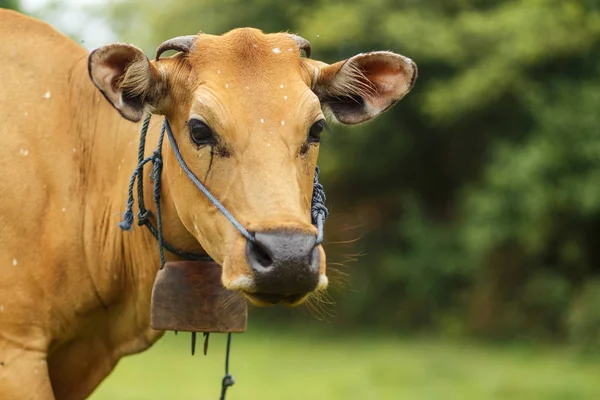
<box><xmin>0</xmin><ymin>9</ymin><xmax>416</xmax><ymax>400</ymax></box>
<box><xmin>0</xmin><ymin>11</ymin><xmax>169</xmax><ymax>399</ymax></box>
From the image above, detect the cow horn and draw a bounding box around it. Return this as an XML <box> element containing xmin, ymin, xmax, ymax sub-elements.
<box><xmin>155</xmin><ymin>35</ymin><xmax>197</xmax><ymax>60</ymax></box>
<box><xmin>288</xmin><ymin>34</ymin><xmax>311</xmax><ymax>58</ymax></box>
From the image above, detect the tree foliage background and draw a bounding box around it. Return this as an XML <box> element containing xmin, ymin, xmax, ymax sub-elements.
<box><xmin>0</xmin><ymin>0</ymin><xmax>18</xmax><ymax>11</ymax></box>
<box><xmin>13</xmin><ymin>0</ymin><xmax>600</xmax><ymax>346</ymax></box>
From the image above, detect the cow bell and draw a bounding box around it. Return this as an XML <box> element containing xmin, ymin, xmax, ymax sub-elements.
<box><xmin>150</xmin><ymin>261</ymin><xmax>247</xmax><ymax>333</ymax></box>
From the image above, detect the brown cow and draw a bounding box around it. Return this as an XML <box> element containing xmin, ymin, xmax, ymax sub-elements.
<box><xmin>0</xmin><ymin>9</ymin><xmax>417</xmax><ymax>400</ymax></box>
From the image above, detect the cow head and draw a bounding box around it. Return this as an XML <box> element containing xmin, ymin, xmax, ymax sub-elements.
<box><xmin>88</xmin><ymin>28</ymin><xmax>417</xmax><ymax>306</ymax></box>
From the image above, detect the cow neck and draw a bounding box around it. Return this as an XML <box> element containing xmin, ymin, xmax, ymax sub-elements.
<box><xmin>71</xmin><ymin>58</ymin><xmax>204</xmax><ymax>287</ymax></box>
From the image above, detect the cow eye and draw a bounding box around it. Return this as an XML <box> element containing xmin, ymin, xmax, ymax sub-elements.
<box><xmin>308</xmin><ymin>119</ymin><xmax>325</xmax><ymax>143</ymax></box>
<box><xmin>188</xmin><ymin>118</ymin><xmax>215</xmax><ymax>146</ymax></box>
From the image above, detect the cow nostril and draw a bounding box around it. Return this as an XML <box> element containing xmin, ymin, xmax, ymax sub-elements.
<box><xmin>249</xmin><ymin>241</ymin><xmax>273</xmax><ymax>268</ymax></box>
<box><xmin>245</xmin><ymin>230</ymin><xmax>320</xmax><ymax>295</ymax></box>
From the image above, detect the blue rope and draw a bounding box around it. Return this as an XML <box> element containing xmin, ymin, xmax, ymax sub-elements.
<box><xmin>163</xmin><ymin>120</ymin><xmax>256</xmax><ymax>243</ymax></box>
<box><xmin>152</xmin><ymin>122</ymin><xmax>166</xmax><ymax>267</ymax></box>
<box><xmin>219</xmin><ymin>333</ymin><xmax>235</xmax><ymax>400</ymax></box>
<box><xmin>311</xmin><ymin>166</ymin><xmax>328</xmax><ymax>244</ymax></box>
<box><xmin>136</xmin><ymin>112</ymin><xmax>152</xmax><ymax>214</ymax></box>
<box><xmin>118</xmin><ymin>155</ymin><xmax>154</xmax><ymax>231</ymax></box>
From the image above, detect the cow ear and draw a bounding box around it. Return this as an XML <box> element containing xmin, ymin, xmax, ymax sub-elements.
<box><xmin>88</xmin><ymin>44</ymin><xmax>164</xmax><ymax>122</ymax></box>
<box><xmin>311</xmin><ymin>51</ymin><xmax>417</xmax><ymax>125</ymax></box>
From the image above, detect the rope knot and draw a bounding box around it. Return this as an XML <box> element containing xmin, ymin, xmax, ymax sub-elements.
<box><xmin>219</xmin><ymin>373</ymin><xmax>235</xmax><ymax>400</ymax></box>
<box><xmin>311</xmin><ymin>203</ymin><xmax>328</xmax><ymax>223</ymax></box>
<box><xmin>151</xmin><ymin>149</ymin><xmax>162</xmax><ymax>165</ymax></box>
<box><xmin>219</xmin><ymin>374</ymin><xmax>235</xmax><ymax>400</ymax></box>
<box><xmin>222</xmin><ymin>374</ymin><xmax>235</xmax><ymax>388</ymax></box>
<box><xmin>118</xmin><ymin>209</ymin><xmax>134</xmax><ymax>231</ymax></box>
<box><xmin>137</xmin><ymin>210</ymin><xmax>152</xmax><ymax>225</ymax></box>
<box><xmin>311</xmin><ymin>166</ymin><xmax>329</xmax><ymax>225</ymax></box>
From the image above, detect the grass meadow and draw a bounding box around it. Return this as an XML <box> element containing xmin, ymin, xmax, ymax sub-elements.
<box><xmin>90</xmin><ymin>325</ymin><xmax>600</xmax><ymax>400</ymax></box>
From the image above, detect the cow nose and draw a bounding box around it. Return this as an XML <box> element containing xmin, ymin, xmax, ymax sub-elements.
<box><xmin>246</xmin><ymin>230</ymin><xmax>320</xmax><ymax>295</ymax></box>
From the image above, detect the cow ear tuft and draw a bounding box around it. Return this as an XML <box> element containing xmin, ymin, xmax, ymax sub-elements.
<box><xmin>88</xmin><ymin>44</ymin><xmax>163</xmax><ymax>122</ymax></box>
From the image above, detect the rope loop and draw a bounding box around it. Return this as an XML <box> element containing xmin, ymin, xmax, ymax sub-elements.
<box><xmin>118</xmin><ymin>165</ymin><xmax>143</xmax><ymax>231</ymax></box>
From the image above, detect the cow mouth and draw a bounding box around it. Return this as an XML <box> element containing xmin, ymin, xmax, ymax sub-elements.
<box><xmin>242</xmin><ymin>291</ymin><xmax>308</xmax><ymax>307</ymax></box>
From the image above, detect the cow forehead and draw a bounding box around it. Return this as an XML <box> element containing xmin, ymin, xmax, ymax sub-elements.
<box><xmin>180</xmin><ymin>28</ymin><xmax>320</xmax><ymax>133</ymax></box>
<box><xmin>186</xmin><ymin>28</ymin><xmax>310</xmax><ymax>87</ymax></box>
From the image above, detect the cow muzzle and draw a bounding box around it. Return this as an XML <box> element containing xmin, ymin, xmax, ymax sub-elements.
<box><xmin>243</xmin><ymin>229</ymin><xmax>320</xmax><ymax>306</ymax></box>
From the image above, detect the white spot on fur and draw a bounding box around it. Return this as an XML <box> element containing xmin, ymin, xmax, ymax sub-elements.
<box><xmin>217</xmin><ymin>69</ymin><xmax>221</xmax><ymax>74</ymax></box>
<box><xmin>317</xmin><ymin>274</ymin><xmax>329</xmax><ymax>290</ymax></box>
<box><xmin>279</xmin><ymin>84</ymin><xmax>284</xmax><ymax>89</ymax></box>
<box><xmin>61</xmin><ymin>207</ymin><xmax>66</xmax><ymax>213</ymax></box>
<box><xmin>20</xmin><ymin>149</ymin><xmax>29</xmax><ymax>156</ymax></box>
<box><xmin>225</xmin><ymin>83</ymin><xmax>229</xmax><ymax>88</ymax></box>
<box><xmin>260</xmin><ymin>118</ymin><xmax>264</xmax><ymax>124</ymax></box>
<box><xmin>281</xmin><ymin>120</ymin><xmax>285</xmax><ymax>126</ymax></box>
<box><xmin>267</xmin><ymin>143</ymin><xmax>271</xmax><ymax>147</ymax></box>
<box><xmin>12</xmin><ymin>259</ymin><xmax>17</xmax><ymax>266</ymax></box>
<box><xmin>121</xmin><ymin>158</ymin><xmax>125</xmax><ymax>164</ymax></box>
<box><xmin>245</xmin><ymin>86</ymin><xmax>250</xmax><ymax>90</ymax></box>
<box><xmin>42</xmin><ymin>91</ymin><xmax>51</xmax><ymax>99</ymax></box>
<box><xmin>283</xmin><ymin>96</ymin><xmax>288</xmax><ymax>100</ymax></box>
<box><xmin>272</xmin><ymin>48</ymin><xmax>281</xmax><ymax>54</ymax></box>
<box><xmin>228</xmin><ymin>276</ymin><xmax>256</xmax><ymax>291</ymax></box>
<box><xmin>287</xmin><ymin>48</ymin><xmax>294</xmax><ymax>52</ymax></box>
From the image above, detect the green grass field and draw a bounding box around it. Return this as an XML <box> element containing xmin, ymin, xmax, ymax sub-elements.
<box><xmin>90</xmin><ymin>327</ymin><xmax>600</xmax><ymax>400</ymax></box>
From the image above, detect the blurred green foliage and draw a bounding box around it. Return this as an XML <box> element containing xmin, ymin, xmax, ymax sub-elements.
<box><xmin>77</xmin><ymin>0</ymin><xmax>600</xmax><ymax>345</ymax></box>
<box><xmin>0</xmin><ymin>0</ymin><xmax>19</xmax><ymax>11</ymax></box>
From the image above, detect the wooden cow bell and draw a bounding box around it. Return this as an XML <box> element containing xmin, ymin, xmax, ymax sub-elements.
<box><xmin>150</xmin><ymin>261</ymin><xmax>247</xmax><ymax>333</ymax></box>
